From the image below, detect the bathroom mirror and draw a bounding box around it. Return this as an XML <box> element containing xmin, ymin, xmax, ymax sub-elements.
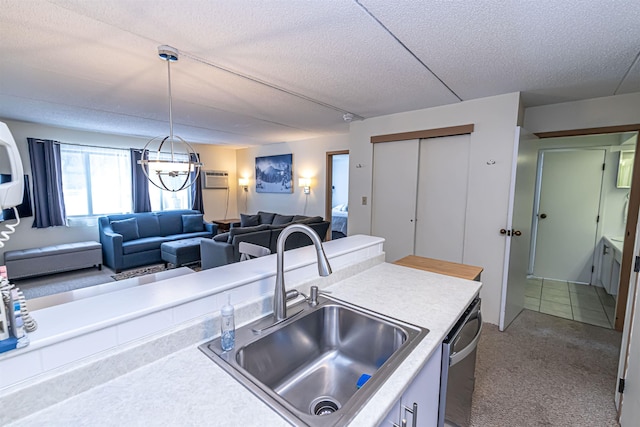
<box><xmin>617</xmin><ymin>150</ymin><xmax>635</xmax><ymax>189</ymax></box>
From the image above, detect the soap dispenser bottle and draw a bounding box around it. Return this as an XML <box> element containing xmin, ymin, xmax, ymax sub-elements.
<box><xmin>220</xmin><ymin>295</ymin><xmax>235</xmax><ymax>351</ymax></box>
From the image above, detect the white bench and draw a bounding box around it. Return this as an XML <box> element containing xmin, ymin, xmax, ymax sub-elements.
<box><xmin>4</xmin><ymin>241</ymin><xmax>102</xmax><ymax>280</ymax></box>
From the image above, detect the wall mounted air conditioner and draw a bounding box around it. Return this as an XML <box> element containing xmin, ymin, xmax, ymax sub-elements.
<box><xmin>203</xmin><ymin>170</ymin><xmax>229</xmax><ymax>189</ymax></box>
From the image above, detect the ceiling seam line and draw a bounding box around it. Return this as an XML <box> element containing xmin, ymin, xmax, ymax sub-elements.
<box><xmin>44</xmin><ymin>1</ymin><xmax>365</xmax><ymax>122</ymax></box>
<box><xmin>3</xmin><ymin>93</ymin><xmax>282</xmax><ymax>140</ymax></box>
<box><xmin>613</xmin><ymin>49</ymin><xmax>640</xmax><ymax>95</ymax></box>
<box><xmin>181</xmin><ymin>52</ymin><xmax>365</xmax><ymax>120</ymax></box>
<box><xmin>354</xmin><ymin>0</ymin><xmax>463</xmax><ymax>102</ymax></box>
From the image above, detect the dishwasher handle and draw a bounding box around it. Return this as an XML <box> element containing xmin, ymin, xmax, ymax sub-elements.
<box><xmin>449</xmin><ymin>311</ymin><xmax>482</xmax><ymax>367</ymax></box>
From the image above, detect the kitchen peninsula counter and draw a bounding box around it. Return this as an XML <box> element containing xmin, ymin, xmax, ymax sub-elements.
<box><xmin>4</xmin><ymin>239</ymin><xmax>481</xmax><ymax>426</ymax></box>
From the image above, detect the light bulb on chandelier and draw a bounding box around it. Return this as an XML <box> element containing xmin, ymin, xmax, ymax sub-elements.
<box><xmin>138</xmin><ymin>45</ymin><xmax>202</xmax><ymax>192</ymax></box>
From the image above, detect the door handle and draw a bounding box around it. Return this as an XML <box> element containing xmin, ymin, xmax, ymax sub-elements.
<box><xmin>450</xmin><ymin>311</ymin><xmax>483</xmax><ymax>367</ymax></box>
<box><xmin>539</xmin><ymin>213</ymin><xmax>547</xmax><ymax>219</ymax></box>
<box><xmin>513</xmin><ymin>230</ymin><xmax>522</xmax><ymax>236</ymax></box>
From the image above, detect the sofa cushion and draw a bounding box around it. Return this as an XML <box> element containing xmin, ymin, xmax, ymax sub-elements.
<box><xmin>157</xmin><ymin>212</ymin><xmax>184</xmax><ymax>236</ymax></box>
<box><xmin>111</xmin><ymin>218</ymin><xmax>140</xmax><ymax>242</ymax></box>
<box><xmin>240</xmin><ymin>213</ymin><xmax>260</xmax><ymax>227</ymax></box>
<box><xmin>213</xmin><ymin>232</ymin><xmax>229</xmax><ymax>242</ymax></box>
<box><xmin>296</xmin><ymin>216</ymin><xmax>324</xmax><ymax>224</ymax></box>
<box><xmin>136</xmin><ymin>214</ymin><xmax>161</xmax><ymax>238</ymax></box>
<box><xmin>122</xmin><ymin>236</ymin><xmax>166</xmax><ymax>255</ymax></box>
<box><xmin>228</xmin><ymin>224</ymin><xmax>270</xmax><ymax>243</ymax></box>
<box><xmin>292</xmin><ymin>215</ymin><xmax>308</xmax><ymax>222</ymax></box>
<box><xmin>272</xmin><ymin>214</ymin><xmax>294</xmax><ymax>225</ymax></box>
<box><xmin>182</xmin><ymin>214</ymin><xmax>204</xmax><ymax>233</ymax></box>
<box><xmin>257</xmin><ymin>211</ymin><xmax>276</xmax><ymax>224</ymax></box>
<box><xmin>166</xmin><ymin>231</ymin><xmax>212</xmax><ymax>241</ymax></box>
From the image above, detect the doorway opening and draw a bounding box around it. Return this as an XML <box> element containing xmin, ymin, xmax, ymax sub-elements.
<box><xmin>325</xmin><ymin>151</ymin><xmax>349</xmax><ymax>240</ymax></box>
<box><xmin>522</xmin><ymin>132</ymin><xmax>638</xmax><ymax>330</ymax></box>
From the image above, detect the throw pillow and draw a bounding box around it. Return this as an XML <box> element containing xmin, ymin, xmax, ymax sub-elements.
<box><xmin>213</xmin><ymin>232</ymin><xmax>229</xmax><ymax>242</ymax></box>
<box><xmin>292</xmin><ymin>215</ymin><xmax>308</xmax><ymax>222</ymax></box>
<box><xmin>257</xmin><ymin>211</ymin><xmax>276</xmax><ymax>224</ymax></box>
<box><xmin>272</xmin><ymin>214</ymin><xmax>294</xmax><ymax>225</ymax></box>
<box><xmin>182</xmin><ymin>214</ymin><xmax>204</xmax><ymax>233</ymax></box>
<box><xmin>111</xmin><ymin>218</ymin><xmax>140</xmax><ymax>242</ymax></box>
<box><xmin>240</xmin><ymin>213</ymin><xmax>260</xmax><ymax>227</ymax></box>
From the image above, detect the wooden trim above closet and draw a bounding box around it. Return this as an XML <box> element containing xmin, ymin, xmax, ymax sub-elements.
<box><xmin>370</xmin><ymin>124</ymin><xmax>475</xmax><ymax>144</ymax></box>
<box><xmin>535</xmin><ymin>124</ymin><xmax>640</xmax><ymax>139</ymax></box>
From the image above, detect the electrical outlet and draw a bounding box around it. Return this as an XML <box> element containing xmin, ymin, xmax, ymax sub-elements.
<box><xmin>361</xmin><ymin>196</ymin><xmax>367</xmax><ymax>205</ymax></box>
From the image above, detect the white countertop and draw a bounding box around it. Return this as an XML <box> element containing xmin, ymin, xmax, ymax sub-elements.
<box><xmin>9</xmin><ymin>261</ymin><xmax>481</xmax><ymax>426</ymax></box>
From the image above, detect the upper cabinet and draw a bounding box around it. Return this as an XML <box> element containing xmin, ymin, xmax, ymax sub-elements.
<box><xmin>617</xmin><ymin>150</ymin><xmax>635</xmax><ymax>189</ymax></box>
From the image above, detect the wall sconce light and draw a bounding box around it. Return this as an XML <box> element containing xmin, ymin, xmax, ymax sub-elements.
<box><xmin>299</xmin><ymin>178</ymin><xmax>311</xmax><ymax>194</ymax></box>
<box><xmin>239</xmin><ymin>178</ymin><xmax>249</xmax><ymax>192</ymax></box>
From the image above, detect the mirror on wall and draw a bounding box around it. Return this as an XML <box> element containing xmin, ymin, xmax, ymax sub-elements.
<box><xmin>617</xmin><ymin>150</ymin><xmax>635</xmax><ymax>189</ymax></box>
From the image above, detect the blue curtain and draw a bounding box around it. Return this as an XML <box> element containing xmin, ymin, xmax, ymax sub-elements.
<box><xmin>130</xmin><ymin>149</ymin><xmax>151</xmax><ymax>213</ymax></box>
<box><xmin>27</xmin><ymin>138</ymin><xmax>66</xmax><ymax>228</ymax></box>
<box><xmin>191</xmin><ymin>152</ymin><xmax>204</xmax><ymax>213</ymax></box>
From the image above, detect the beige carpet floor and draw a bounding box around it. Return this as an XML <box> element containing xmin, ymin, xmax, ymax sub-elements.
<box><xmin>471</xmin><ymin>309</ymin><xmax>622</xmax><ymax>426</ymax></box>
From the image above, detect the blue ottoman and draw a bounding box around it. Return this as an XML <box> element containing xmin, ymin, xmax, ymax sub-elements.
<box><xmin>161</xmin><ymin>238</ymin><xmax>204</xmax><ymax>267</ymax></box>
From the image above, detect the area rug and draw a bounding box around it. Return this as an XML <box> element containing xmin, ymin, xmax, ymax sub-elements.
<box><xmin>15</xmin><ymin>268</ymin><xmax>115</xmax><ymax>299</ymax></box>
<box><xmin>111</xmin><ymin>264</ymin><xmax>167</xmax><ymax>281</ymax></box>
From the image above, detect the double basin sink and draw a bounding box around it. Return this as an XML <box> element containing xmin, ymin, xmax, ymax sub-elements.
<box><xmin>199</xmin><ymin>294</ymin><xmax>428</xmax><ymax>426</ymax></box>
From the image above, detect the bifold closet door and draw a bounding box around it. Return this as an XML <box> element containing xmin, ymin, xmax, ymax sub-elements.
<box><xmin>372</xmin><ymin>139</ymin><xmax>419</xmax><ymax>262</ymax></box>
<box><xmin>414</xmin><ymin>134</ymin><xmax>470</xmax><ymax>263</ymax></box>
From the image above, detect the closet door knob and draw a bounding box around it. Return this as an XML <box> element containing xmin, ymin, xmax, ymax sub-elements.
<box><xmin>540</xmin><ymin>213</ymin><xmax>547</xmax><ymax>219</ymax></box>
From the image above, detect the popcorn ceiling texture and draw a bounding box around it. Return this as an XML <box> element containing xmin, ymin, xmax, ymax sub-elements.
<box><xmin>0</xmin><ymin>1</ymin><xmax>638</xmax><ymax>145</ymax></box>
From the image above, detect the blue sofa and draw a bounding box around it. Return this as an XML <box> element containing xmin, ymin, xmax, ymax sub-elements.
<box><xmin>98</xmin><ymin>209</ymin><xmax>216</xmax><ymax>272</ymax></box>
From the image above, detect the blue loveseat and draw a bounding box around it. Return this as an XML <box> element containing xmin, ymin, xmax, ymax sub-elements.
<box><xmin>98</xmin><ymin>209</ymin><xmax>216</xmax><ymax>272</ymax></box>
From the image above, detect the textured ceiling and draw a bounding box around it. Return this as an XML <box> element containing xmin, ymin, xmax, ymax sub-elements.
<box><xmin>0</xmin><ymin>0</ymin><xmax>638</xmax><ymax>146</ymax></box>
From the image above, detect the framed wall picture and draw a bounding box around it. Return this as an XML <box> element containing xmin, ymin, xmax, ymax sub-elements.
<box><xmin>255</xmin><ymin>154</ymin><xmax>293</xmax><ymax>193</ymax></box>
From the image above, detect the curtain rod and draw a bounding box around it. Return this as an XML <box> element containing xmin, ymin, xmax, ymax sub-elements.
<box><xmin>33</xmin><ymin>139</ymin><xmax>138</xmax><ymax>152</ymax></box>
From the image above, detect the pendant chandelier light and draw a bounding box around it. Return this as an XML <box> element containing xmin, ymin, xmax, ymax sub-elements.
<box><xmin>138</xmin><ymin>45</ymin><xmax>202</xmax><ymax>192</ymax></box>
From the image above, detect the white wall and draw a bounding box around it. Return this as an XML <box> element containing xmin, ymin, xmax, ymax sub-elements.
<box><xmin>0</xmin><ymin>118</ymin><xmax>237</xmax><ymax>261</ymax></box>
<box><xmin>348</xmin><ymin>92</ymin><xmax>522</xmax><ymax>325</ymax></box>
<box><xmin>523</xmin><ymin>93</ymin><xmax>640</xmax><ymax>133</ymax></box>
<box><xmin>235</xmin><ymin>134</ymin><xmax>349</xmax><ymax>218</ymax></box>
<box><xmin>194</xmin><ymin>143</ymin><xmax>241</xmax><ymax>222</ymax></box>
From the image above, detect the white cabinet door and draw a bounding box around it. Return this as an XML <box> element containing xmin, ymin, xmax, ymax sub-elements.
<box><xmin>400</xmin><ymin>345</ymin><xmax>442</xmax><ymax>427</ymax></box>
<box><xmin>372</xmin><ymin>140</ymin><xmax>419</xmax><ymax>262</ymax></box>
<box><xmin>601</xmin><ymin>244</ymin><xmax>613</xmax><ymax>293</ymax></box>
<box><xmin>380</xmin><ymin>346</ymin><xmax>443</xmax><ymax>427</ymax></box>
<box><xmin>380</xmin><ymin>403</ymin><xmax>401</xmax><ymax>426</ymax></box>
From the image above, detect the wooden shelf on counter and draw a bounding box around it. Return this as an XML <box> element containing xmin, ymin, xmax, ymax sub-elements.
<box><xmin>394</xmin><ymin>255</ymin><xmax>483</xmax><ymax>281</ymax></box>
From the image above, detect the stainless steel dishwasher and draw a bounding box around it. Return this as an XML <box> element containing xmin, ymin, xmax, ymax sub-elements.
<box><xmin>438</xmin><ymin>297</ymin><xmax>482</xmax><ymax>427</ymax></box>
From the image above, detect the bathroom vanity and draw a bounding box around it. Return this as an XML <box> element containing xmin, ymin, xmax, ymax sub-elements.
<box><xmin>600</xmin><ymin>236</ymin><xmax>624</xmax><ymax>296</ymax></box>
<box><xmin>0</xmin><ymin>235</ymin><xmax>481</xmax><ymax>426</ymax></box>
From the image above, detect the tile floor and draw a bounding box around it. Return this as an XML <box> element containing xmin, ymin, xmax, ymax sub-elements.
<box><xmin>524</xmin><ymin>277</ymin><xmax>617</xmax><ymax>329</ymax></box>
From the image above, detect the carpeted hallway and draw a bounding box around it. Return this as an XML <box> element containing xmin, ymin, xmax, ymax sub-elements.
<box><xmin>471</xmin><ymin>309</ymin><xmax>622</xmax><ymax>426</ymax></box>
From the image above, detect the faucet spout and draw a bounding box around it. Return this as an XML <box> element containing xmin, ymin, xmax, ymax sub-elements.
<box><xmin>273</xmin><ymin>224</ymin><xmax>332</xmax><ymax>321</ymax></box>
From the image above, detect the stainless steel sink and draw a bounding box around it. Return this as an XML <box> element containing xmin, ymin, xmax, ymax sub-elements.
<box><xmin>199</xmin><ymin>294</ymin><xmax>428</xmax><ymax>426</ymax></box>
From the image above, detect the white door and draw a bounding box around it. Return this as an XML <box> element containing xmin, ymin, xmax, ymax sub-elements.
<box><xmin>500</xmin><ymin>127</ymin><xmax>539</xmax><ymax>331</ymax></box>
<box><xmin>372</xmin><ymin>140</ymin><xmax>419</xmax><ymax>262</ymax></box>
<box><xmin>414</xmin><ymin>134</ymin><xmax>470</xmax><ymax>263</ymax></box>
<box><xmin>533</xmin><ymin>149</ymin><xmax>605</xmax><ymax>283</ymax></box>
<box><xmin>617</xmin><ymin>221</ymin><xmax>640</xmax><ymax>417</ymax></box>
